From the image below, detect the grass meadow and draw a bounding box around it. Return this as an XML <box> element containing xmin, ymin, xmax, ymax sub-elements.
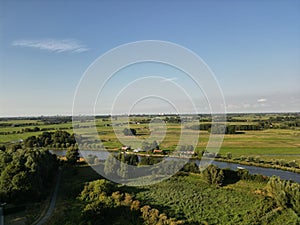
<box><xmin>0</xmin><ymin>116</ymin><xmax>299</xmax><ymax>163</ymax></box>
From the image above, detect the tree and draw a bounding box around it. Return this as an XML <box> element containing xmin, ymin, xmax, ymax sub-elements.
<box><xmin>0</xmin><ymin>147</ymin><xmax>58</xmax><ymax>203</ymax></box>
<box><xmin>86</xmin><ymin>154</ymin><xmax>97</xmax><ymax>164</ymax></box>
<box><xmin>79</xmin><ymin>179</ymin><xmax>115</xmax><ymax>202</ymax></box>
<box><xmin>0</xmin><ymin>145</ymin><xmax>6</xmax><ymax>151</ymax></box>
<box><xmin>226</xmin><ymin>152</ymin><xmax>232</xmax><ymax>159</ymax></box>
<box><xmin>149</xmin><ymin>141</ymin><xmax>159</xmax><ymax>151</ymax></box>
<box><xmin>186</xmin><ymin>145</ymin><xmax>194</xmax><ymax>151</ymax></box>
<box><xmin>226</xmin><ymin>125</ymin><xmax>236</xmax><ymax>134</ymax></box>
<box><xmin>66</xmin><ymin>146</ymin><xmax>79</xmax><ymax>165</ymax></box>
<box><xmin>118</xmin><ymin>163</ymin><xmax>129</xmax><ymax>179</ymax></box>
<box><xmin>140</xmin><ymin>156</ymin><xmax>162</xmax><ymax>166</ymax></box>
<box><xmin>123</xmin><ymin>128</ymin><xmax>137</xmax><ymax>136</ymax></box>
<box><xmin>142</xmin><ymin>142</ymin><xmax>150</xmax><ymax>152</ymax></box>
<box><xmin>182</xmin><ymin>162</ymin><xmax>199</xmax><ymax>173</ymax></box>
<box><xmin>11</xmin><ymin>144</ymin><xmax>22</xmax><ymax>152</ymax></box>
<box><xmin>202</xmin><ymin>164</ymin><xmax>224</xmax><ymax>186</ymax></box>
<box><xmin>104</xmin><ymin>154</ymin><xmax>120</xmax><ymax>177</ymax></box>
<box><xmin>25</xmin><ymin>136</ymin><xmax>38</xmax><ymax>148</ymax></box>
<box><xmin>124</xmin><ymin>154</ymin><xmax>138</xmax><ymax>166</ymax></box>
<box><xmin>266</xmin><ymin>176</ymin><xmax>300</xmax><ymax>215</ymax></box>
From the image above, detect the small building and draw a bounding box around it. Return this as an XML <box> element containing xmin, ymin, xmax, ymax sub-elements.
<box><xmin>133</xmin><ymin>148</ymin><xmax>144</xmax><ymax>153</ymax></box>
<box><xmin>153</xmin><ymin>149</ymin><xmax>163</xmax><ymax>154</ymax></box>
<box><xmin>178</xmin><ymin>150</ymin><xmax>195</xmax><ymax>157</ymax></box>
<box><xmin>121</xmin><ymin>146</ymin><xmax>131</xmax><ymax>151</ymax></box>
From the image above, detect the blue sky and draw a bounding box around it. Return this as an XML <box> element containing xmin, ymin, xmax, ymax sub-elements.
<box><xmin>0</xmin><ymin>0</ymin><xmax>299</xmax><ymax>116</ymax></box>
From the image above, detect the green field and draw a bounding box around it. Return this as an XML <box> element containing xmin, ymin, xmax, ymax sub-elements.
<box><xmin>1</xmin><ymin>114</ymin><xmax>299</xmax><ymax>164</ymax></box>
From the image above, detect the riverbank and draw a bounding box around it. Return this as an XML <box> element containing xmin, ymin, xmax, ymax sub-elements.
<box><xmin>123</xmin><ymin>151</ymin><xmax>300</xmax><ymax>174</ymax></box>
<box><xmin>213</xmin><ymin>157</ymin><xmax>300</xmax><ymax>174</ymax></box>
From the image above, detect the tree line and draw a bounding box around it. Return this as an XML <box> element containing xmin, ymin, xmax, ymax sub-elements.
<box><xmin>188</xmin><ymin>124</ymin><xmax>263</xmax><ymax>133</ymax></box>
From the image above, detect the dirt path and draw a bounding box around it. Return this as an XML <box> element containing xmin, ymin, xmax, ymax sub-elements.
<box><xmin>35</xmin><ymin>168</ymin><xmax>62</xmax><ymax>225</ymax></box>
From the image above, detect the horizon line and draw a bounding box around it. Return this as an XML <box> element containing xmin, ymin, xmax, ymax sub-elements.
<box><xmin>0</xmin><ymin>111</ymin><xmax>299</xmax><ymax>119</ymax></box>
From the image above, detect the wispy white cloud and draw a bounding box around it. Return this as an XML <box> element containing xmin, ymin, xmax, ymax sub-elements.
<box><xmin>257</xmin><ymin>98</ymin><xmax>267</xmax><ymax>103</ymax></box>
<box><xmin>12</xmin><ymin>39</ymin><xmax>89</xmax><ymax>53</ymax></box>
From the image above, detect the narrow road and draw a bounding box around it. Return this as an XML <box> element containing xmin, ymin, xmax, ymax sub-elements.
<box><xmin>36</xmin><ymin>168</ymin><xmax>62</xmax><ymax>225</ymax></box>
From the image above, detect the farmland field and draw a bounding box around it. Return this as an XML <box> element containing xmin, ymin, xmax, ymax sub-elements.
<box><xmin>1</xmin><ymin>113</ymin><xmax>299</xmax><ymax>164</ymax></box>
<box><xmin>0</xmin><ymin>114</ymin><xmax>300</xmax><ymax>160</ymax></box>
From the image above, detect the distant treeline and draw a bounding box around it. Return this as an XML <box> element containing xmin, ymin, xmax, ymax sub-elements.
<box><xmin>0</xmin><ymin>126</ymin><xmax>72</xmax><ymax>135</ymax></box>
<box><xmin>188</xmin><ymin>121</ymin><xmax>299</xmax><ymax>133</ymax></box>
<box><xmin>188</xmin><ymin>124</ymin><xmax>261</xmax><ymax>133</ymax></box>
<box><xmin>0</xmin><ymin>122</ymin><xmax>39</xmax><ymax>127</ymax></box>
<box><xmin>40</xmin><ymin>116</ymin><xmax>72</xmax><ymax>124</ymax></box>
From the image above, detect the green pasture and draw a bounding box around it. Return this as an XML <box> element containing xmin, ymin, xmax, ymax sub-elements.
<box><xmin>0</xmin><ymin>117</ymin><xmax>299</xmax><ymax>163</ymax></box>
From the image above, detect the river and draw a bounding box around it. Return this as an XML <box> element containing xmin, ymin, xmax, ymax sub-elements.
<box><xmin>198</xmin><ymin>160</ymin><xmax>300</xmax><ymax>183</ymax></box>
<box><xmin>50</xmin><ymin>150</ymin><xmax>300</xmax><ymax>183</ymax></box>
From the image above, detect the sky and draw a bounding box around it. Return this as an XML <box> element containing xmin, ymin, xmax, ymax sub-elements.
<box><xmin>0</xmin><ymin>0</ymin><xmax>299</xmax><ymax>116</ymax></box>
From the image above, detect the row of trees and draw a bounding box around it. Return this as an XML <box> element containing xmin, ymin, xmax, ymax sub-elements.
<box><xmin>40</xmin><ymin>116</ymin><xmax>72</xmax><ymax>124</ymax></box>
<box><xmin>0</xmin><ymin>122</ymin><xmax>38</xmax><ymax>127</ymax></box>
<box><xmin>188</xmin><ymin>124</ymin><xmax>237</xmax><ymax>134</ymax></box>
<box><xmin>223</xmin><ymin>154</ymin><xmax>299</xmax><ymax>169</ymax></box>
<box><xmin>187</xmin><ymin>123</ymin><xmax>297</xmax><ymax>133</ymax></box>
<box><xmin>0</xmin><ymin>145</ymin><xmax>59</xmax><ymax>203</ymax></box>
<box><xmin>180</xmin><ymin>163</ymin><xmax>269</xmax><ymax>186</ymax></box>
<box><xmin>0</xmin><ymin>126</ymin><xmax>72</xmax><ymax>135</ymax></box>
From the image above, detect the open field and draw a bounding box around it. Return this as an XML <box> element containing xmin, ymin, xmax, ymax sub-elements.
<box><xmin>0</xmin><ymin>114</ymin><xmax>299</xmax><ymax>164</ymax></box>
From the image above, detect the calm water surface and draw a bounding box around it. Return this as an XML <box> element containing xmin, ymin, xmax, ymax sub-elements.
<box><xmin>50</xmin><ymin>150</ymin><xmax>300</xmax><ymax>183</ymax></box>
